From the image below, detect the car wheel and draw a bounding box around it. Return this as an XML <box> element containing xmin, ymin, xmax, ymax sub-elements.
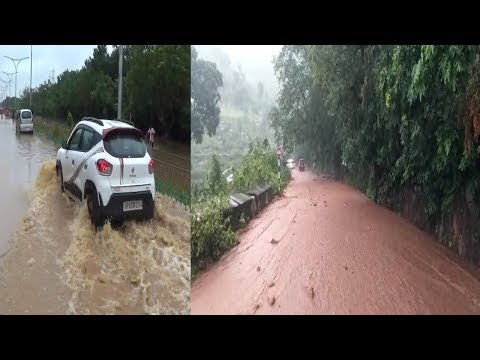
<box><xmin>57</xmin><ymin>164</ymin><xmax>64</xmax><ymax>192</ymax></box>
<box><xmin>145</xmin><ymin>203</ymin><xmax>154</xmax><ymax>220</ymax></box>
<box><xmin>87</xmin><ymin>191</ymin><xmax>105</xmax><ymax>228</ymax></box>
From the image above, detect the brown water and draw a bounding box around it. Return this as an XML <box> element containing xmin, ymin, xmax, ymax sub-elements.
<box><xmin>0</xmin><ymin>120</ymin><xmax>191</xmax><ymax>314</ymax></box>
<box><xmin>0</xmin><ymin>119</ymin><xmax>55</xmax><ymax>257</ymax></box>
<box><xmin>192</xmin><ymin>169</ymin><xmax>480</xmax><ymax>314</ymax></box>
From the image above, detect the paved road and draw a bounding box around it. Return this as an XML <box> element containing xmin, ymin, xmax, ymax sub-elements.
<box><xmin>192</xmin><ymin>169</ymin><xmax>480</xmax><ymax>314</ymax></box>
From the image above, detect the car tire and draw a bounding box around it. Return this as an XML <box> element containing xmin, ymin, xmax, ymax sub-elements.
<box><xmin>87</xmin><ymin>190</ymin><xmax>105</xmax><ymax>228</ymax></box>
<box><xmin>145</xmin><ymin>203</ymin><xmax>154</xmax><ymax>220</ymax></box>
<box><xmin>57</xmin><ymin>164</ymin><xmax>64</xmax><ymax>192</ymax></box>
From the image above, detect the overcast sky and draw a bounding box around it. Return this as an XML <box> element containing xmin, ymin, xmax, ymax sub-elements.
<box><xmin>0</xmin><ymin>45</ymin><xmax>104</xmax><ymax>97</ymax></box>
<box><xmin>195</xmin><ymin>45</ymin><xmax>283</xmax><ymax>97</ymax></box>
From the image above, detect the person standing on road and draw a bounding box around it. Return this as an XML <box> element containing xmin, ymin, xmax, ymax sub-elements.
<box><xmin>147</xmin><ymin>126</ymin><xmax>156</xmax><ymax>149</ymax></box>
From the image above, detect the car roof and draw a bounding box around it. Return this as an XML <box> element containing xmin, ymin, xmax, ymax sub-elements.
<box><xmin>19</xmin><ymin>108</ymin><xmax>32</xmax><ymax>112</ymax></box>
<box><xmin>78</xmin><ymin>117</ymin><xmax>135</xmax><ymax>133</ymax></box>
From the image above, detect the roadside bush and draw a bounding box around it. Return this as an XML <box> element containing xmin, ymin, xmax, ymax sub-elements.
<box><xmin>191</xmin><ymin>196</ymin><xmax>237</xmax><ymax>276</ymax></box>
<box><xmin>232</xmin><ymin>140</ymin><xmax>290</xmax><ymax>194</ymax></box>
<box><xmin>66</xmin><ymin>112</ymin><xmax>74</xmax><ymax>130</ymax></box>
<box><xmin>192</xmin><ymin>139</ymin><xmax>290</xmax><ymax>275</ymax></box>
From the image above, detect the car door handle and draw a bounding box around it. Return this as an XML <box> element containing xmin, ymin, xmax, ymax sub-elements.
<box><xmin>72</xmin><ymin>159</ymin><xmax>75</xmax><ymax>165</ymax></box>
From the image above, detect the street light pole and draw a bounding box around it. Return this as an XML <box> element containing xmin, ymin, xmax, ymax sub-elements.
<box><xmin>117</xmin><ymin>45</ymin><xmax>123</xmax><ymax>119</ymax></box>
<box><xmin>30</xmin><ymin>45</ymin><xmax>33</xmax><ymax>106</ymax></box>
<box><xmin>4</xmin><ymin>56</ymin><xmax>29</xmax><ymax>112</ymax></box>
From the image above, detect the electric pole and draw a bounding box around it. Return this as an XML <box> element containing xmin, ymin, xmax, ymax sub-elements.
<box><xmin>117</xmin><ymin>45</ymin><xmax>123</xmax><ymax>119</ymax></box>
<box><xmin>4</xmin><ymin>55</ymin><xmax>29</xmax><ymax>112</ymax></box>
<box><xmin>30</xmin><ymin>45</ymin><xmax>32</xmax><ymax>106</ymax></box>
<box><xmin>2</xmin><ymin>72</ymin><xmax>14</xmax><ymax>99</ymax></box>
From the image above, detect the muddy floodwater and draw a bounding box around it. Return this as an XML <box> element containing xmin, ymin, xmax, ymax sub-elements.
<box><xmin>0</xmin><ymin>119</ymin><xmax>191</xmax><ymax>314</ymax></box>
<box><xmin>192</xmin><ymin>169</ymin><xmax>480</xmax><ymax>314</ymax></box>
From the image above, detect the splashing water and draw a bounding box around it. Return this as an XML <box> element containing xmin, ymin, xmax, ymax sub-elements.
<box><xmin>0</xmin><ymin>160</ymin><xmax>191</xmax><ymax>314</ymax></box>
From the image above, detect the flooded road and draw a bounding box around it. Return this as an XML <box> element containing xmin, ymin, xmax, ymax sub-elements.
<box><xmin>0</xmin><ymin>119</ymin><xmax>191</xmax><ymax>314</ymax></box>
<box><xmin>0</xmin><ymin>119</ymin><xmax>55</xmax><ymax>257</ymax></box>
<box><xmin>192</xmin><ymin>169</ymin><xmax>480</xmax><ymax>314</ymax></box>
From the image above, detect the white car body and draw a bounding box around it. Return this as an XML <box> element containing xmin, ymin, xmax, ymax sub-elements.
<box><xmin>287</xmin><ymin>159</ymin><xmax>295</xmax><ymax>169</ymax></box>
<box><xmin>56</xmin><ymin>117</ymin><xmax>155</xmax><ymax>226</ymax></box>
<box><xmin>16</xmin><ymin>108</ymin><xmax>34</xmax><ymax>133</ymax></box>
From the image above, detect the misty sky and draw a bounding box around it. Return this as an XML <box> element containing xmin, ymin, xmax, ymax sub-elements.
<box><xmin>195</xmin><ymin>45</ymin><xmax>283</xmax><ymax>97</ymax></box>
<box><xmin>0</xmin><ymin>45</ymin><xmax>105</xmax><ymax>98</ymax></box>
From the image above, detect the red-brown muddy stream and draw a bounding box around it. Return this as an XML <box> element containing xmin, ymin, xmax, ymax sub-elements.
<box><xmin>192</xmin><ymin>169</ymin><xmax>480</xmax><ymax>314</ymax></box>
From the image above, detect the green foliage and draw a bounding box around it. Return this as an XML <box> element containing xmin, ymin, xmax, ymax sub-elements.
<box><xmin>154</xmin><ymin>178</ymin><xmax>191</xmax><ymax>208</ymax></box>
<box><xmin>5</xmin><ymin>45</ymin><xmax>190</xmax><ymax>143</ymax></box>
<box><xmin>192</xmin><ymin>140</ymin><xmax>290</xmax><ymax>274</ymax></box>
<box><xmin>191</xmin><ymin>196</ymin><xmax>237</xmax><ymax>276</ymax></box>
<box><xmin>191</xmin><ymin>46</ymin><xmax>223</xmax><ymax>144</ymax></box>
<box><xmin>272</xmin><ymin>45</ymin><xmax>480</xmax><ymax>261</ymax></box>
<box><xmin>205</xmin><ymin>154</ymin><xmax>227</xmax><ymax>196</ymax></box>
<box><xmin>191</xmin><ymin>47</ymin><xmax>276</xmax><ymax>183</ymax></box>
<box><xmin>232</xmin><ymin>140</ymin><xmax>289</xmax><ymax>194</ymax></box>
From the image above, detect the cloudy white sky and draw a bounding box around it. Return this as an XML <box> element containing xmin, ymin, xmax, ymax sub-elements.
<box><xmin>195</xmin><ymin>45</ymin><xmax>283</xmax><ymax>97</ymax></box>
<box><xmin>0</xmin><ymin>45</ymin><xmax>107</xmax><ymax>98</ymax></box>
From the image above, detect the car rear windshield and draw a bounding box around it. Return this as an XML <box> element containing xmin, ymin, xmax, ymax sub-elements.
<box><xmin>104</xmin><ymin>133</ymin><xmax>147</xmax><ymax>158</ymax></box>
<box><xmin>21</xmin><ymin>110</ymin><xmax>32</xmax><ymax>119</ymax></box>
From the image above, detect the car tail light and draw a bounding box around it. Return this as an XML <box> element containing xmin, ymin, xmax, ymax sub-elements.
<box><xmin>148</xmin><ymin>159</ymin><xmax>154</xmax><ymax>174</ymax></box>
<box><xmin>97</xmin><ymin>159</ymin><xmax>113</xmax><ymax>176</ymax></box>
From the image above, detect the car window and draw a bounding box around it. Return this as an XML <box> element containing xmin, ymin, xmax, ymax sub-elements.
<box><xmin>68</xmin><ymin>128</ymin><xmax>83</xmax><ymax>151</ymax></box>
<box><xmin>79</xmin><ymin>129</ymin><xmax>95</xmax><ymax>152</ymax></box>
<box><xmin>104</xmin><ymin>133</ymin><xmax>147</xmax><ymax>158</ymax></box>
<box><xmin>21</xmin><ymin>110</ymin><xmax>32</xmax><ymax>119</ymax></box>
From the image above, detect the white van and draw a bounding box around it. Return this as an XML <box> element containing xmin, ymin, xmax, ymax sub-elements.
<box><xmin>16</xmin><ymin>109</ymin><xmax>34</xmax><ymax>133</ymax></box>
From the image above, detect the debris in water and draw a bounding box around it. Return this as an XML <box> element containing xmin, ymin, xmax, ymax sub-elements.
<box><xmin>268</xmin><ymin>296</ymin><xmax>276</xmax><ymax>306</ymax></box>
<box><xmin>268</xmin><ymin>282</ymin><xmax>275</xmax><ymax>288</ymax></box>
<box><xmin>271</xmin><ymin>238</ymin><xmax>279</xmax><ymax>244</ymax></box>
<box><xmin>257</xmin><ymin>266</ymin><xmax>261</xmax><ymax>272</ymax></box>
<box><xmin>344</xmin><ymin>265</ymin><xmax>348</xmax><ymax>270</ymax></box>
<box><xmin>308</xmin><ymin>286</ymin><xmax>315</xmax><ymax>299</ymax></box>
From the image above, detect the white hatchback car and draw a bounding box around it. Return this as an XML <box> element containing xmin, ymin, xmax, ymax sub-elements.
<box><xmin>56</xmin><ymin>117</ymin><xmax>155</xmax><ymax>227</ymax></box>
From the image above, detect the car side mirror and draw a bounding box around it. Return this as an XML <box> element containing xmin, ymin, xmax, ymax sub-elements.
<box><xmin>62</xmin><ymin>140</ymin><xmax>68</xmax><ymax>149</ymax></box>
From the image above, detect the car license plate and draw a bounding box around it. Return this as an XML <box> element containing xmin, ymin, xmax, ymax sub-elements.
<box><xmin>123</xmin><ymin>200</ymin><xmax>143</xmax><ymax>212</ymax></box>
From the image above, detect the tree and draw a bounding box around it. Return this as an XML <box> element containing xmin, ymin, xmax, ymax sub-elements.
<box><xmin>272</xmin><ymin>44</ymin><xmax>480</xmax><ymax>262</ymax></box>
<box><xmin>205</xmin><ymin>154</ymin><xmax>226</xmax><ymax>195</ymax></box>
<box><xmin>14</xmin><ymin>45</ymin><xmax>190</xmax><ymax>143</ymax></box>
<box><xmin>191</xmin><ymin>46</ymin><xmax>223</xmax><ymax>144</ymax></box>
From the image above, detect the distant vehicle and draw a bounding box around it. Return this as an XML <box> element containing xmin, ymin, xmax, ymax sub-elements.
<box><xmin>222</xmin><ymin>166</ymin><xmax>234</xmax><ymax>184</ymax></box>
<box><xmin>56</xmin><ymin>117</ymin><xmax>155</xmax><ymax>227</ymax></box>
<box><xmin>287</xmin><ymin>158</ymin><xmax>295</xmax><ymax>169</ymax></box>
<box><xmin>16</xmin><ymin>109</ymin><xmax>34</xmax><ymax>133</ymax></box>
<box><xmin>299</xmin><ymin>159</ymin><xmax>305</xmax><ymax>171</ymax></box>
